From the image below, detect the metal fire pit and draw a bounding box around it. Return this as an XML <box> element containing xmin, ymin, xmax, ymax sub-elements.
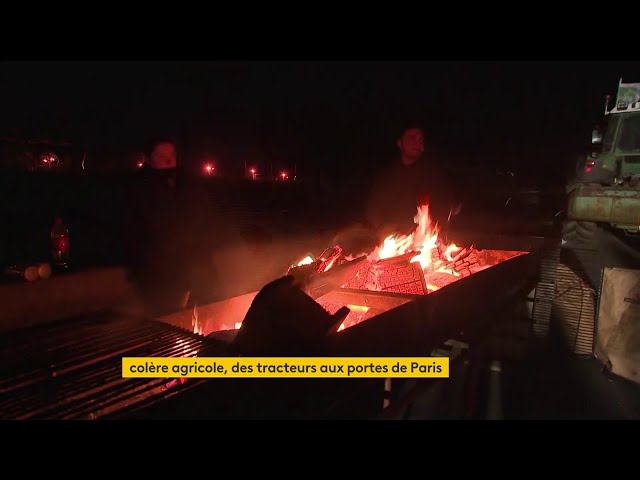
<box><xmin>162</xmin><ymin>234</ymin><xmax>555</xmax><ymax>345</ymax></box>
<box><xmin>0</xmin><ymin>233</ymin><xmax>556</xmax><ymax>420</ymax></box>
<box><xmin>324</xmin><ymin>245</ymin><xmax>545</xmax><ymax>357</ymax></box>
<box><xmin>136</xmin><ymin>233</ymin><xmax>557</xmax><ymax>420</ymax></box>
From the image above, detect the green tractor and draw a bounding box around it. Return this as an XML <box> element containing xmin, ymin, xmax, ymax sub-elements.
<box><xmin>564</xmin><ymin>79</ymin><xmax>640</xmax><ymax>244</ymax></box>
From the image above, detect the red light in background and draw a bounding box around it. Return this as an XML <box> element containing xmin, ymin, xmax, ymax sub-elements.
<box><xmin>136</xmin><ymin>160</ymin><xmax>144</xmax><ymax>168</ymax></box>
<box><xmin>203</xmin><ymin>163</ymin><xmax>215</xmax><ymax>174</ymax></box>
<box><xmin>585</xmin><ymin>160</ymin><xmax>595</xmax><ymax>173</ymax></box>
<box><xmin>280</xmin><ymin>171</ymin><xmax>289</xmax><ymax>180</ymax></box>
<box><xmin>41</xmin><ymin>154</ymin><xmax>57</xmax><ymax>165</ymax></box>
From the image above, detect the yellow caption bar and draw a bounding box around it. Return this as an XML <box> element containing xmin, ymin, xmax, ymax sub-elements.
<box><xmin>122</xmin><ymin>357</ymin><xmax>449</xmax><ymax>378</ymax></box>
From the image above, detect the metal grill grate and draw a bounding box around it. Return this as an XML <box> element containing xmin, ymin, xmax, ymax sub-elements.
<box><xmin>531</xmin><ymin>241</ymin><xmax>599</xmax><ymax>354</ymax></box>
<box><xmin>552</xmin><ymin>248</ymin><xmax>598</xmax><ymax>355</ymax></box>
<box><xmin>532</xmin><ymin>243</ymin><xmax>561</xmax><ymax>338</ymax></box>
<box><xmin>0</xmin><ymin>311</ymin><xmax>227</xmax><ymax>420</ymax></box>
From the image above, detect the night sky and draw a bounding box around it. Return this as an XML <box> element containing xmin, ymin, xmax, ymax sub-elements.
<box><xmin>1</xmin><ymin>61</ymin><xmax>639</xmax><ymax>179</ymax></box>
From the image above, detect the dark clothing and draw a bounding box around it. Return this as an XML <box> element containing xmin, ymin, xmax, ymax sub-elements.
<box><xmin>365</xmin><ymin>157</ymin><xmax>456</xmax><ymax>236</ymax></box>
<box><xmin>122</xmin><ymin>166</ymin><xmax>220</xmax><ymax>315</ymax></box>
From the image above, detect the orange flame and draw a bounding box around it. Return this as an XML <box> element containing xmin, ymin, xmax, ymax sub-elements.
<box><xmin>296</xmin><ymin>255</ymin><xmax>314</xmax><ymax>267</ymax></box>
<box><xmin>337</xmin><ymin>304</ymin><xmax>370</xmax><ymax>332</ymax></box>
<box><xmin>192</xmin><ymin>306</ymin><xmax>204</xmax><ymax>335</ymax></box>
<box><xmin>444</xmin><ymin>243</ymin><xmax>462</xmax><ymax>261</ymax></box>
<box><xmin>368</xmin><ymin>205</ymin><xmax>433</xmax><ymax>268</ymax></box>
<box><xmin>369</xmin><ymin>204</ymin><xmax>461</xmax><ymax>277</ymax></box>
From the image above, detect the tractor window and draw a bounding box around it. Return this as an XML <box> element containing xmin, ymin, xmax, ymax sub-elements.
<box><xmin>618</xmin><ymin>113</ymin><xmax>640</xmax><ymax>153</ymax></box>
<box><xmin>602</xmin><ymin>115</ymin><xmax>620</xmax><ymax>152</ymax></box>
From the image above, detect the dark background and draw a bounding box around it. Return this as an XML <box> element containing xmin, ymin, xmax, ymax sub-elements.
<box><xmin>2</xmin><ymin>61</ymin><xmax>639</xmax><ymax>176</ymax></box>
<box><xmin>1</xmin><ymin>61</ymin><xmax>639</xmax><ymax>271</ymax></box>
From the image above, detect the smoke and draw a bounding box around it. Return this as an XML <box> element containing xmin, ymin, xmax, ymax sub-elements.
<box><xmin>209</xmin><ymin>229</ymin><xmax>339</xmax><ymax>301</ymax></box>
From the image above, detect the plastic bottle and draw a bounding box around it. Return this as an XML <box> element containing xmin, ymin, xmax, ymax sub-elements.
<box><xmin>51</xmin><ymin>217</ymin><xmax>70</xmax><ymax>268</ymax></box>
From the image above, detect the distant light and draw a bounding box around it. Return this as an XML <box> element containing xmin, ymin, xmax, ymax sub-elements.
<box><xmin>203</xmin><ymin>163</ymin><xmax>214</xmax><ymax>174</ymax></box>
<box><xmin>249</xmin><ymin>168</ymin><xmax>256</xmax><ymax>174</ymax></box>
<box><xmin>280</xmin><ymin>171</ymin><xmax>289</xmax><ymax>180</ymax></box>
<box><xmin>136</xmin><ymin>160</ymin><xmax>144</xmax><ymax>168</ymax></box>
<box><xmin>40</xmin><ymin>153</ymin><xmax>58</xmax><ymax>167</ymax></box>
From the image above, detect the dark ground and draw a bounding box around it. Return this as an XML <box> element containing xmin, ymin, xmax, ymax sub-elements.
<box><xmin>499</xmin><ymin>339</ymin><xmax>640</xmax><ymax>420</ymax></box>
<box><xmin>382</xmin><ymin>337</ymin><xmax>640</xmax><ymax>421</ymax></box>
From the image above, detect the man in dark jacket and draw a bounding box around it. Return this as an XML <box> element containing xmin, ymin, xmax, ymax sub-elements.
<box><xmin>123</xmin><ymin>137</ymin><xmax>220</xmax><ymax>316</ymax></box>
<box><xmin>365</xmin><ymin>124</ymin><xmax>460</xmax><ymax>239</ymax></box>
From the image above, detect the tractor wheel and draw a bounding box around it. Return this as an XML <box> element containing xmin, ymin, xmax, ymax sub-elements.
<box><xmin>562</xmin><ymin>220</ymin><xmax>598</xmax><ymax>245</ymax></box>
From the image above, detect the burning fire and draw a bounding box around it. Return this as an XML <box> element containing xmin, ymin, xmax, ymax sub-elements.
<box><xmin>192</xmin><ymin>306</ymin><xmax>204</xmax><ymax>335</ymax></box>
<box><xmin>290</xmin><ymin>203</ymin><xmax>470</xmax><ymax>287</ymax></box>
<box><xmin>191</xmin><ymin>305</ymin><xmax>244</xmax><ymax>335</ymax></box>
<box><xmin>296</xmin><ymin>256</ymin><xmax>314</xmax><ymax>267</ymax></box>
<box><xmin>334</xmin><ymin>304</ymin><xmax>370</xmax><ymax>332</ymax></box>
<box><xmin>368</xmin><ymin>204</ymin><xmax>462</xmax><ymax>277</ymax></box>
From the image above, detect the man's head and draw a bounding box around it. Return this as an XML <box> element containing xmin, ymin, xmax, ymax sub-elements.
<box><xmin>147</xmin><ymin>139</ymin><xmax>177</xmax><ymax>170</ymax></box>
<box><xmin>397</xmin><ymin>127</ymin><xmax>425</xmax><ymax>166</ymax></box>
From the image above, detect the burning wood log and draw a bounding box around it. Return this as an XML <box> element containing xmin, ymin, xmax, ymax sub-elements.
<box><xmin>450</xmin><ymin>248</ymin><xmax>469</xmax><ymax>263</ymax></box>
<box><xmin>424</xmin><ymin>271</ymin><xmax>459</xmax><ymax>289</ymax></box>
<box><xmin>436</xmin><ymin>248</ymin><xmax>471</xmax><ymax>274</ymax></box>
<box><xmin>342</xmin><ymin>259</ymin><xmax>428</xmax><ymax>296</ymax></box>
<box><xmin>375</xmin><ymin>250</ymin><xmax>419</xmax><ymax>267</ymax></box>
<box><xmin>287</xmin><ymin>246</ymin><xmax>346</xmax><ymax>289</ymax></box>
<box><xmin>430</xmin><ymin>248</ymin><xmax>441</xmax><ymax>267</ymax></box>
<box><xmin>316</xmin><ymin>245</ymin><xmax>343</xmax><ymax>273</ymax></box>
<box><xmin>469</xmin><ymin>264</ymin><xmax>484</xmax><ymax>274</ymax></box>
<box><xmin>290</xmin><ymin>205</ymin><xmax>524</xmax><ymax>298</ymax></box>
